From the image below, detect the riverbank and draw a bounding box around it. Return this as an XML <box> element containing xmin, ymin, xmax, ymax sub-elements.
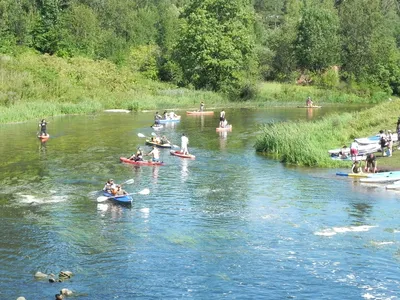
<box><xmin>0</xmin><ymin>52</ymin><xmax>391</xmax><ymax>124</ymax></box>
<box><xmin>255</xmin><ymin>98</ymin><xmax>400</xmax><ymax>168</ymax></box>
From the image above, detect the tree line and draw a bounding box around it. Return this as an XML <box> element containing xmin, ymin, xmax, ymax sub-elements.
<box><xmin>1</xmin><ymin>0</ymin><xmax>400</xmax><ymax>98</ymax></box>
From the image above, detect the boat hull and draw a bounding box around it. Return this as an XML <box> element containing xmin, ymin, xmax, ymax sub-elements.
<box><xmin>186</xmin><ymin>111</ymin><xmax>214</xmax><ymax>115</ymax></box>
<box><xmin>216</xmin><ymin>125</ymin><xmax>232</xmax><ymax>132</ymax></box>
<box><xmin>158</xmin><ymin>116</ymin><xmax>181</xmax><ymax>123</ymax></box>
<box><xmin>102</xmin><ymin>191</ymin><xmax>133</xmax><ymax>204</ymax></box>
<box><xmin>120</xmin><ymin>157</ymin><xmax>165</xmax><ymax>166</ymax></box>
<box><xmin>145</xmin><ymin>140</ymin><xmax>172</xmax><ymax>148</ymax></box>
<box><xmin>170</xmin><ymin>150</ymin><xmax>196</xmax><ymax>159</ymax></box>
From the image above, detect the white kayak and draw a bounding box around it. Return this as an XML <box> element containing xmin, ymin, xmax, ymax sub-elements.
<box><xmin>355</xmin><ymin>133</ymin><xmax>398</xmax><ymax>145</ymax></box>
<box><xmin>331</xmin><ymin>155</ymin><xmax>367</xmax><ymax>161</ymax></box>
<box><xmin>386</xmin><ymin>181</ymin><xmax>400</xmax><ymax>189</ymax></box>
<box><xmin>360</xmin><ymin>175</ymin><xmax>400</xmax><ymax>183</ymax></box>
<box><xmin>328</xmin><ymin>143</ymin><xmax>381</xmax><ymax>155</ymax></box>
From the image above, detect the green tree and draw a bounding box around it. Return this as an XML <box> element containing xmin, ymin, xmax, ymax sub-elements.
<box><xmin>294</xmin><ymin>1</ymin><xmax>340</xmax><ymax>72</ymax></box>
<box><xmin>174</xmin><ymin>0</ymin><xmax>256</xmax><ymax>93</ymax></box>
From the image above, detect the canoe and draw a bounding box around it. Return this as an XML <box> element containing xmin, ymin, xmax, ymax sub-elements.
<box><xmin>38</xmin><ymin>134</ymin><xmax>50</xmax><ymax>140</ymax></box>
<box><xmin>360</xmin><ymin>175</ymin><xmax>400</xmax><ymax>183</ymax></box>
<box><xmin>120</xmin><ymin>157</ymin><xmax>165</xmax><ymax>166</ymax></box>
<box><xmin>216</xmin><ymin>125</ymin><xmax>232</xmax><ymax>132</ymax></box>
<box><xmin>336</xmin><ymin>172</ymin><xmax>370</xmax><ymax>178</ymax></box>
<box><xmin>103</xmin><ymin>109</ymin><xmax>130</xmax><ymax>113</ymax></box>
<box><xmin>158</xmin><ymin>116</ymin><xmax>181</xmax><ymax>123</ymax></box>
<box><xmin>102</xmin><ymin>191</ymin><xmax>133</xmax><ymax>204</ymax></box>
<box><xmin>145</xmin><ymin>140</ymin><xmax>172</xmax><ymax>148</ymax></box>
<box><xmin>170</xmin><ymin>150</ymin><xmax>196</xmax><ymax>159</ymax></box>
<box><xmin>186</xmin><ymin>111</ymin><xmax>214</xmax><ymax>115</ymax></box>
<box><xmin>297</xmin><ymin>106</ymin><xmax>322</xmax><ymax>108</ymax></box>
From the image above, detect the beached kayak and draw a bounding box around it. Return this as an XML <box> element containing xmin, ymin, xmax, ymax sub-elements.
<box><xmin>170</xmin><ymin>150</ymin><xmax>196</xmax><ymax>159</ymax></box>
<box><xmin>360</xmin><ymin>174</ymin><xmax>400</xmax><ymax>183</ymax></box>
<box><xmin>120</xmin><ymin>157</ymin><xmax>165</xmax><ymax>166</ymax></box>
<box><xmin>331</xmin><ymin>155</ymin><xmax>367</xmax><ymax>161</ymax></box>
<box><xmin>297</xmin><ymin>106</ymin><xmax>322</xmax><ymax>108</ymax></box>
<box><xmin>336</xmin><ymin>172</ymin><xmax>370</xmax><ymax>178</ymax></box>
<box><xmin>328</xmin><ymin>144</ymin><xmax>381</xmax><ymax>156</ymax></box>
<box><xmin>216</xmin><ymin>125</ymin><xmax>232</xmax><ymax>132</ymax></box>
<box><xmin>102</xmin><ymin>191</ymin><xmax>133</xmax><ymax>204</ymax></box>
<box><xmin>145</xmin><ymin>140</ymin><xmax>172</xmax><ymax>148</ymax></box>
<box><xmin>38</xmin><ymin>134</ymin><xmax>50</xmax><ymax>140</ymax></box>
<box><xmin>186</xmin><ymin>111</ymin><xmax>214</xmax><ymax>115</ymax></box>
<box><xmin>158</xmin><ymin>116</ymin><xmax>181</xmax><ymax>123</ymax></box>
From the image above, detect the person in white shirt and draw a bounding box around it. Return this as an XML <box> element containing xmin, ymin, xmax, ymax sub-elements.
<box><xmin>181</xmin><ymin>133</ymin><xmax>189</xmax><ymax>155</ymax></box>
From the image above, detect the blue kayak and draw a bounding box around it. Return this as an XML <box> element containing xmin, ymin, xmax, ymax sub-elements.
<box><xmin>102</xmin><ymin>192</ymin><xmax>133</xmax><ymax>204</ymax></box>
<box><xmin>158</xmin><ymin>117</ymin><xmax>181</xmax><ymax>123</ymax></box>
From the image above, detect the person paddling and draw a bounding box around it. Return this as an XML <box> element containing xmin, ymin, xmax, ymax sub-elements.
<box><xmin>200</xmin><ymin>101</ymin><xmax>204</xmax><ymax>112</ymax></box>
<box><xmin>306</xmin><ymin>96</ymin><xmax>313</xmax><ymax>107</ymax></box>
<box><xmin>219</xmin><ymin>109</ymin><xmax>226</xmax><ymax>127</ymax></box>
<box><xmin>128</xmin><ymin>147</ymin><xmax>143</xmax><ymax>161</ymax></box>
<box><xmin>147</xmin><ymin>146</ymin><xmax>160</xmax><ymax>162</ymax></box>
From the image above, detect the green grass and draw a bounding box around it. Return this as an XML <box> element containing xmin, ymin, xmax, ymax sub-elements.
<box><xmin>255</xmin><ymin>98</ymin><xmax>400</xmax><ymax>168</ymax></box>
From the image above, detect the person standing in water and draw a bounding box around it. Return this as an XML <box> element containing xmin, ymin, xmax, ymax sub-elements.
<box><xmin>200</xmin><ymin>101</ymin><xmax>204</xmax><ymax>112</ymax></box>
<box><xmin>219</xmin><ymin>109</ymin><xmax>226</xmax><ymax>127</ymax></box>
<box><xmin>38</xmin><ymin>119</ymin><xmax>48</xmax><ymax>136</ymax></box>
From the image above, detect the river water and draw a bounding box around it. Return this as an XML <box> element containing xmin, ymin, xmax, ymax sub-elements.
<box><xmin>0</xmin><ymin>107</ymin><xmax>399</xmax><ymax>299</ymax></box>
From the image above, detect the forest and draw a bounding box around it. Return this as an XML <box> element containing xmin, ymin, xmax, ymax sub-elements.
<box><xmin>1</xmin><ymin>0</ymin><xmax>400</xmax><ymax>99</ymax></box>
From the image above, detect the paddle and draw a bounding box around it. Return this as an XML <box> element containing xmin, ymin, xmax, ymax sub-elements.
<box><xmin>120</xmin><ymin>179</ymin><xmax>135</xmax><ymax>185</ymax></box>
<box><xmin>138</xmin><ymin>133</ymin><xmax>146</xmax><ymax>138</ymax></box>
<box><xmin>96</xmin><ymin>188</ymin><xmax>150</xmax><ymax>202</ymax></box>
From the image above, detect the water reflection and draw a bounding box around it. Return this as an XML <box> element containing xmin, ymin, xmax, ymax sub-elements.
<box><xmin>152</xmin><ymin>166</ymin><xmax>159</xmax><ymax>183</ymax></box>
<box><xmin>181</xmin><ymin>158</ymin><xmax>189</xmax><ymax>182</ymax></box>
<box><xmin>306</xmin><ymin>107</ymin><xmax>314</xmax><ymax>119</ymax></box>
<box><xmin>39</xmin><ymin>140</ymin><xmax>47</xmax><ymax>157</ymax></box>
<box><xmin>218</xmin><ymin>131</ymin><xmax>227</xmax><ymax>150</ymax></box>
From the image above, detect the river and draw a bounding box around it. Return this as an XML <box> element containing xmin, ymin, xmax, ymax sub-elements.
<box><xmin>0</xmin><ymin>106</ymin><xmax>399</xmax><ymax>299</ymax></box>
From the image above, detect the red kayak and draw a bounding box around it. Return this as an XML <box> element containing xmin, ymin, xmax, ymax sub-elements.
<box><xmin>120</xmin><ymin>157</ymin><xmax>165</xmax><ymax>166</ymax></box>
<box><xmin>170</xmin><ymin>150</ymin><xmax>196</xmax><ymax>159</ymax></box>
<box><xmin>186</xmin><ymin>111</ymin><xmax>214</xmax><ymax>115</ymax></box>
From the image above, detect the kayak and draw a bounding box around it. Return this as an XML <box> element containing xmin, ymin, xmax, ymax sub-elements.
<box><xmin>360</xmin><ymin>175</ymin><xmax>400</xmax><ymax>183</ymax></box>
<box><xmin>102</xmin><ymin>191</ymin><xmax>133</xmax><ymax>204</ymax></box>
<box><xmin>328</xmin><ymin>144</ymin><xmax>381</xmax><ymax>156</ymax></box>
<box><xmin>158</xmin><ymin>116</ymin><xmax>181</xmax><ymax>123</ymax></box>
<box><xmin>120</xmin><ymin>157</ymin><xmax>165</xmax><ymax>166</ymax></box>
<box><xmin>297</xmin><ymin>106</ymin><xmax>322</xmax><ymax>108</ymax></box>
<box><xmin>331</xmin><ymin>155</ymin><xmax>367</xmax><ymax>161</ymax></box>
<box><xmin>336</xmin><ymin>172</ymin><xmax>370</xmax><ymax>178</ymax></box>
<box><xmin>386</xmin><ymin>181</ymin><xmax>400</xmax><ymax>189</ymax></box>
<box><xmin>216</xmin><ymin>125</ymin><xmax>232</xmax><ymax>132</ymax></box>
<box><xmin>170</xmin><ymin>150</ymin><xmax>196</xmax><ymax>159</ymax></box>
<box><xmin>38</xmin><ymin>134</ymin><xmax>50</xmax><ymax>140</ymax></box>
<box><xmin>355</xmin><ymin>133</ymin><xmax>398</xmax><ymax>145</ymax></box>
<box><xmin>145</xmin><ymin>140</ymin><xmax>172</xmax><ymax>148</ymax></box>
<box><xmin>151</xmin><ymin>124</ymin><xmax>163</xmax><ymax>130</ymax></box>
<box><xmin>186</xmin><ymin>111</ymin><xmax>214</xmax><ymax>115</ymax></box>
<box><xmin>103</xmin><ymin>109</ymin><xmax>130</xmax><ymax>113</ymax></box>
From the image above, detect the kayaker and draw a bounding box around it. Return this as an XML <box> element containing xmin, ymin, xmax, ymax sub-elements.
<box><xmin>38</xmin><ymin>119</ymin><xmax>48</xmax><ymax>136</ymax></box>
<box><xmin>339</xmin><ymin>145</ymin><xmax>348</xmax><ymax>159</ymax></box>
<box><xmin>111</xmin><ymin>184</ymin><xmax>128</xmax><ymax>196</ymax></box>
<box><xmin>219</xmin><ymin>109</ymin><xmax>226</xmax><ymax>127</ymax></box>
<box><xmin>147</xmin><ymin>146</ymin><xmax>160</xmax><ymax>162</ymax></box>
<box><xmin>306</xmin><ymin>96</ymin><xmax>313</xmax><ymax>107</ymax></box>
<box><xmin>163</xmin><ymin>111</ymin><xmax>169</xmax><ymax>119</ymax></box>
<box><xmin>103</xmin><ymin>179</ymin><xmax>115</xmax><ymax>193</ymax></box>
<box><xmin>181</xmin><ymin>133</ymin><xmax>189</xmax><ymax>155</ymax></box>
<box><xmin>351</xmin><ymin>160</ymin><xmax>362</xmax><ymax>174</ymax></box>
<box><xmin>169</xmin><ymin>111</ymin><xmax>178</xmax><ymax>119</ymax></box>
<box><xmin>364</xmin><ymin>153</ymin><xmax>377</xmax><ymax>173</ymax></box>
<box><xmin>160</xmin><ymin>135</ymin><xmax>170</xmax><ymax>145</ymax></box>
<box><xmin>200</xmin><ymin>101</ymin><xmax>204</xmax><ymax>111</ymax></box>
<box><xmin>154</xmin><ymin>111</ymin><xmax>162</xmax><ymax>125</ymax></box>
<box><xmin>129</xmin><ymin>147</ymin><xmax>143</xmax><ymax>161</ymax></box>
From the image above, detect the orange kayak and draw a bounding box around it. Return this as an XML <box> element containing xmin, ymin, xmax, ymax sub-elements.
<box><xmin>170</xmin><ymin>150</ymin><xmax>196</xmax><ymax>159</ymax></box>
<box><xmin>186</xmin><ymin>111</ymin><xmax>214</xmax><ymax>115</ymax></box>
<box><xmin>216</xmin><ymin>125</ymin><xmax>232</xmax><ymax>132</ymax></box>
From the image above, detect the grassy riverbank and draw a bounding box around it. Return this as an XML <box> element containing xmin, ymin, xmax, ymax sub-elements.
<box><xmin>0</xmin><ymin>52</ymin><xmax>391</xmax><ymax>124</ymax></box>
<box><xmin>255</xmin><ymin>98</ymin><xmax>400</xmax><ymax>168</ymax></box>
